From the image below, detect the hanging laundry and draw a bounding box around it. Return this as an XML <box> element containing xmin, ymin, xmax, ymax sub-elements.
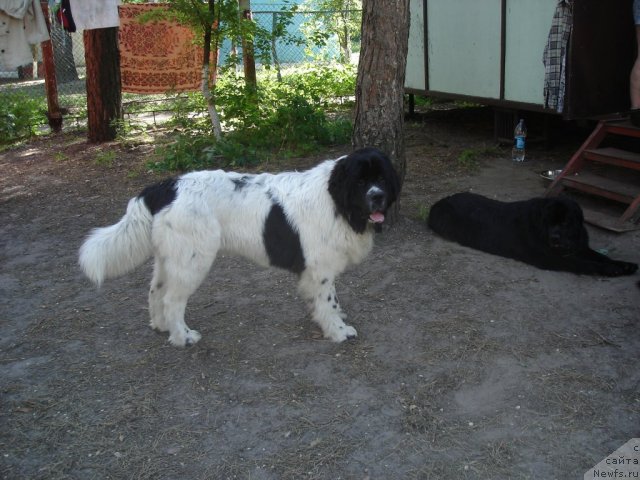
<box><xmin>543</xmin><ymin>0</ymin><xmax>573</xmax><ymax>113</ymax></box>
<box><xmin>68</xmin><ymin>0</ymin><xmax>119</xmax><ymax>31</ymax></box>
<box><xmin>55</xmin><ymin>0</ymin><xmax>76</xmax><ymax>33</ymax></box>
<box><xmin>0</xmin><ymin>0</ymin><xmax>50</xmax><ymax>70</ymax></box>
<box><xmin>118</xmin><ymin>3</ymin><xmax>217</xmax><ymax>94</ymax></box>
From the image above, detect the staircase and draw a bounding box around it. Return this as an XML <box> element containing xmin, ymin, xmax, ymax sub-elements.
<box><xmin>545</xmin><ymin>118</ymin><xmax>640</xmax><ymax>232</ymax></box>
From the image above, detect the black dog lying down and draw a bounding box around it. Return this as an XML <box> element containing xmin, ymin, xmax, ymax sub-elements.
<box><xmin>427</xmin><ymin>192</ymin><xmax>638</xmax><ymax>277</ymax></box>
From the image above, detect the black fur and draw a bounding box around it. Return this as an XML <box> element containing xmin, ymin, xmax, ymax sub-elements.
<box><xmin>263</xmin><ymin>202</ymin><xmax>306</xmax><ymax>274</ymax></box>
<box><xmin>139</xmin><ymin>178</ymin><xmax>178</xmax><ymax>215</ymax></box>
<box><xmin>328</xmin><ymin>147</ymin><xmax>401</xmax><ymax>233</ymax></box>
<box><xmin>231</xmin><ymin>176</ymin><xmax>250</xmax><ymax>190</ymax></box>
<box><xmin>427</xmin><ymin>192</ymin><xmax>638</xmax><ymax>277</ymax></box>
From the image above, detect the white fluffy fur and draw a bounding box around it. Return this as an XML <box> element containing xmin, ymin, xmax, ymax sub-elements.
<box><xmin>79</xmin><ymin>159</ymin><xmax>377</xmax><ymax>347</ymax></box>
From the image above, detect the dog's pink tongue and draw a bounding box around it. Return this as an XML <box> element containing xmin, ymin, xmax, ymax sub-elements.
<box><xmin>369</xmin><ymin>212</ymin><xmax>385</xmax><ymax>223</ymax></box>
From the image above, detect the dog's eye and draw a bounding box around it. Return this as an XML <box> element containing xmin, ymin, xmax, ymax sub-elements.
<box><xmin>357</xmin><ymin>179</ymin><xmax>366</xmax><ymax>186</ymax></box>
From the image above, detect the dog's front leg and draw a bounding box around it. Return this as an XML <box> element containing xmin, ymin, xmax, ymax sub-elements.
<box><xmin>298</xmin><ymin>271</ymin><xmax>357</xmax><ymax>342</ymax></box>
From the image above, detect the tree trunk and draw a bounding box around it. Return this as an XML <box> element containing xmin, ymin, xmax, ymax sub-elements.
<box><xmin>339</xmin><ymin>10</ymin><xmax>351</xmax><ymax>64</ymax></box>
<box><xmin>352</xmin><ymin>0</ymin><xmax>410</xmax><ymax>222</ymax></box>
<box><xmin>84</xmin><ymin>27</ymin><xmax>122</xmax><ymax>143</ymax></box>
<box><xmin>238</xmin><ymin>0</ymin><xmax>257</xmax><ymax>91</ymax></box>
<box><xmin>271</xmin><ymin>12</ymin><xmax>282</xmax><ymax>81</ymax></box>
<box><xmin>40</xmin><ymin>2</ymin><xmax>62</xmax><ymax>132</ymax></box>
<box><xmin>202</xmin><ymin>6</ymin><xmax>222</xmax><ymax>140</ymax></box>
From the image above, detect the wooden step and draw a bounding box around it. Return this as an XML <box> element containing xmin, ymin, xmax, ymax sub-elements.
<box><xmin>603</xmin><ymin>119</ymin><xmax>640</xmax><ymax>138</ymax></box>
<box><xmin>583</xmin><ymin>147</ymin><xmax>640</xmax><ymax>169</ymax></box>
<box><xmin>581</xmin><ymin>206</ymin><xmax>640</xmax><ymax>232</ymax></box>
<box><xmin>559</xmin><ymin>170</ymin><xmax>640</xmax><ymax>204</ymax></box>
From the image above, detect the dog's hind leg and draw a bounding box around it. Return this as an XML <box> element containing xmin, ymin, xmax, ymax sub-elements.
<box><xmin>149</xmin><ymin>258</ymin><xmax>169</xmax><ymax>332</ymax></box>
<box><xmin>161</xmin><ymin>248</ymin><xmax>218</xmax><ymax>347</ymax></box>
<box><xmin>152</xmin><ymin>214</ymin><xmax>220</xmax><ymax>347</ymax></box>
<box><xmin>298</xmin><ymin>271</ymin><xmax>357</xmax><ymax>342</ymax></box>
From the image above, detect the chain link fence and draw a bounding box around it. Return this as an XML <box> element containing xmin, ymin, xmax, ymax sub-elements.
<box><xmin>0</xmin><ymin>6</ymin><xmax>361</xmax><ymax>143</ymax></box>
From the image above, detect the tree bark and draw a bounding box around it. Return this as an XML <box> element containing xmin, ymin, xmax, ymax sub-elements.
<box><xmin>201</xmin><ymin>4</ymin><xmax>222</xmax><ymax>140</ymax></box>
<box><xmin>238</xmin><ymin>0</ymin><xmax>257</xmax><ymax>91</ymax></box>
<box><xmin>40</xmin><ymin>2</ymin><xmax>62</xmax><ymax>132</ymax></box>
<box><xmin>352</xmin><ymin>0</ymin><xmax>410</xmax><ymax>221</ymax></box>
<box><xmin>84</xmin><ymin>27</ymin><xmax>122</xmax><ymax>143</ymax></box>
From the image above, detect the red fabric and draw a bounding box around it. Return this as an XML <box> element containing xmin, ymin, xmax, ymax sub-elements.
<box><xmin>118</xmin><ymin>3</ymin><xmax>217</xmax><ymax>94</ymax></box>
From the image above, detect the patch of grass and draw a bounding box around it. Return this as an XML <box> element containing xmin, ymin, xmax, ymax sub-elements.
<box><xmin>457</xmin><ymin>145</ymin><xmax>503</xmax><ymax>170</ymax></box>
<box><xmin>114</xmin><ymin>119</ymin><xmax>152</xmax><ymax>147</ymax></box>
<box><xmin>148</xmin><ymin>134</ymin><xmax>227</xmax><ymax>172</ymax></box>
<box><xmin>417</xmin><ymin>205</ymin><xmax>430</xmax><ymax>222</ymax></box>
<box><xmin>94</xmin><ymin>150</ymin><xmax>116</xmax><ymax>167</ymax></box>
<box><xmin>53</xmin><ymin>152</ymin><xmax>69</xmax><ymax>162</ymax></box>
<box><xmin>457</xmin><ymin>148</ymin><xmax>480</xmax><ymax>169</ymax></box>
<box><xmin>0</xmin><ymin>91</ymin><xmax>47</xmax><ymax>143</ymax></box>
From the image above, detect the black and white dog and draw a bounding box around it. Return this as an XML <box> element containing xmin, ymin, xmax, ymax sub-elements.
<box><xmin>427</xmin><ymin>192</ymin><xmax>638</xmax><ymax>277</ymax></box>
<box><xmin>79</xmin><ymin>147</ymin><xmax>400</xmax><ymax>347</ymax></box>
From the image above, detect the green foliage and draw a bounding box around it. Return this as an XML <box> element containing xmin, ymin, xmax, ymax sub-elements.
<box><xmin>300</xmin><ymin>0</ymin><xmax>362</xmax><ymax>63</ymax></box>
<box><xmin>149</xmin><ymin>64</ymin><xmax>354</xmax><ymax>172</ymax></box>
<box><xmin>54</xmin><ymin>151</ymin><xmax>69</xmax><ymax>162</ymax></box>
<box><xmin>94</xmin><ymin>150</ymin><xmax>116</xmax><ymax>167</ymax></box>
<box><xmin>134</xmin><ymin>0</ymin><xmax>301</xmax><ymax>70</ymax></box>
<box><xmin>278</xmin><ymin>63</ymin><xmax>357</xmax><ymax>102</ymax></box>
<box><xmin>417</xmin><ymin>205</ymin><xmax>430</xmax><ymax>222</ymax></box>
<box><xmin>457</xmin><ymin>148</ymin><xmax>479</xmax><ymax>169</ymax></box>
<box><xmin>0</xmin><ymin>92</ymin><xmax>46</xmax><ymax>143</ymax></box>
<box><xmin>412</xmin><ymin>95</ymin><xmax>433</xmax><ymax>107</ymax></box>
<box><xmin>457</xmin><ymin>145</ymin><xmax>502</xmax><ymax>170</ymax></box>
<box><xmin>150</xmin><ymin>134</ymin><xmax>222</xmax><ymax>172</ymax></box>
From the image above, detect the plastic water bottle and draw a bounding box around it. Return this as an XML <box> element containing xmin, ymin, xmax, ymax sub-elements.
<box><xmin>512</xmin><ymin>119</ymin><xmax>527</xmax><ymax>162</ymax></box>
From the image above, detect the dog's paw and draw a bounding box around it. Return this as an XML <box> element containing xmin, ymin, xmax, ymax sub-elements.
<box><xmin>149</xmin><ymin>319</ymin><xmax>169</xmax><ymax>333</ymax></box>
<box><xmin>168</xmin><ymin>328</ymin><xmax>202</xmax><ymax>347</ymax></box>
<box><xmin>323</xmin><ymin>321</ymin><xmax>357</xmax><ymax>342</ymax></box>
<box><xmin>603</xmin><ymin>261</ymin><xmax>638</xmax><ymax>277</ymax></box>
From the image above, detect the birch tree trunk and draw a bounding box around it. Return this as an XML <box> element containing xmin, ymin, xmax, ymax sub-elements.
<box><xmin>202</xmin><ymin>1</ymin><xmax>222</xmax><ymax>139</ymax></box>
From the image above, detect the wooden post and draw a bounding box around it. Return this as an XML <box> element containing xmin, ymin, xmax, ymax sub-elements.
<box><xmin>40</xmin><ymin>2</ymin><xmax>62</xmax><ymax>133</ymax></box>
<box><xmin>83</xmin><ymin>27</ymin><xmax>122</xmax><ymax>142</ymax></box>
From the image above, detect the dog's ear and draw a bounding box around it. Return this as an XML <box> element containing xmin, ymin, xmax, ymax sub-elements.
<box><xmin>384</xmin><ymin>157</ymin><xmax>402</xmax><ymax>204</ymax></box>
<box><xmin>543</xmin><ymin>198</ymin><xmax>570</xmax><ymax>225</ymax></box>
<box><xmin>328</xmin><ymin>156</ymin><xmax>351</xmax><ymax>214</ymax></box>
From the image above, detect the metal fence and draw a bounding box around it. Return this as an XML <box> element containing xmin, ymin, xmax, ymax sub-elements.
<box><xmin>0</xmin><ymin>7</ymin><xmax>361</xmax><ymax>143</ymax></box>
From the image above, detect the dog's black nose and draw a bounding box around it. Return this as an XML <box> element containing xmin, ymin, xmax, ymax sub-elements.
<box><xmin>367</xmin><ymin>188</ymin><xmax>387</xmax><ymax>210</ymax></box>
<box><xmin>370</xmin><ymin>191</ymin><xmax>385</xmax><ymax>203</ymax></box>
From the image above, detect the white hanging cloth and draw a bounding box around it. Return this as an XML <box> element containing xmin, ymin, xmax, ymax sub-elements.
<box><xmin>0</xmin><ymin>0</ymin><xmax>50</xmax><ymax>69</ymax></box>
<box><xmin>68</xmin><ymin>0</ymin><xmax>119</xmax><ymax>31</ymax></box>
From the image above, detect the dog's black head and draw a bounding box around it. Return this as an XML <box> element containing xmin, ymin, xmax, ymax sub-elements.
<box><xmin>328</xmin><ymin>147</ymin><xmax>401</xmax><ymax>233</ymax></box>
<box><xmin>540</xmin><ymin>197</ymin><xmax>588</xmax><ymax>252</ymax></box>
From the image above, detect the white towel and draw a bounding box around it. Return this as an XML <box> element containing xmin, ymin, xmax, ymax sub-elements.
<box><xmin>68</xmin><ymin>0</ymin><xmax>120</xmax><ymax>31</ymax></box>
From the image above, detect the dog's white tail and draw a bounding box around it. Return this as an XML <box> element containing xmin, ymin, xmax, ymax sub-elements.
<box><xmin>79</xmin><ymin>197</ymin><xmax>153</xmax><ymax>286</ymax></box>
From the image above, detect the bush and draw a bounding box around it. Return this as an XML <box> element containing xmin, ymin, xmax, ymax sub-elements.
<box><xmin>0</xmin><ymin>92</ymin><xmax>46</xmax><ymax>143</ymax></box>
<box><xmin>150</xmin><ymin>63</ymin><xmax>355</xmax><ymax>171</ymax></box>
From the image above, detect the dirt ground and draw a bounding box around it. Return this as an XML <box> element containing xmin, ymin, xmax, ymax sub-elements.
<box><xmin>1</xmin><ymin>107</ymin><xmax>639</xmax><ymax>480</ymax></box>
